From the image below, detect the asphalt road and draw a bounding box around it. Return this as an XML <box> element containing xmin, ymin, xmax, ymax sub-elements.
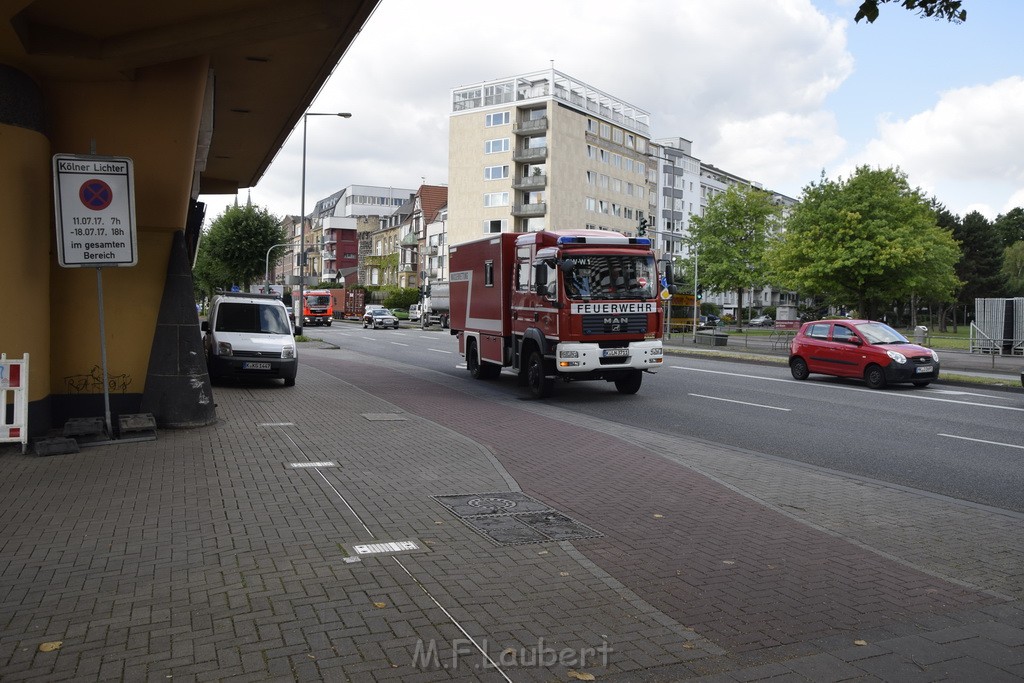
<box><xmin>309</xmin><ymin>322</ymin><xmax>1024</xmax><ymax>513</ymax></box>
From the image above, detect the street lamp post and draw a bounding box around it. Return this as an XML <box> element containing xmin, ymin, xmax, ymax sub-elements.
<box><xmin>298</xmin><ymin>111</ymin><xmax>351</xmax><ymax>327</ymax></box>
<box><xmin>691</xmin><ymin>244</ymin><xmax>699</xmax><ymax>345</ymax></box>
<box><xmin>265</xmin><ymin>237</ymin><xmax>300</xmax><ymax>291</ymax></box>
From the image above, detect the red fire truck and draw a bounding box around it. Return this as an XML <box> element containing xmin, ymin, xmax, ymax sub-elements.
<box><xmin>301</xmin><ymin>289</ymin><xmax>334</xmax><ymax>326</ymax></box>
<box><xmin>449</xmin><ymin>230</ymin><xmax>670</xmax><ymax>397</ymax></box>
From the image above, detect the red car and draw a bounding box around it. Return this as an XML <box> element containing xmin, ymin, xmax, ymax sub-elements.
<box><xmin>789</xmin><ymin>319</ymin><xmax>940</xmax><ymax>388</ymax></box>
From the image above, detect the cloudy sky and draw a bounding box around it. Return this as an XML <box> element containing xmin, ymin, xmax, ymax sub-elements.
<box><xmin>204</xmin><ymin>0</ymin><xmax>1024</xmax><ymax>224</ymax></box>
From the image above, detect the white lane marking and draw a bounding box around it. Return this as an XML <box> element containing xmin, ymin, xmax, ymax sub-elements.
<box><xmin>938</xmin><ymin>433</ymin><xmax>1024</xmax><ymax>450</ymax></box>
<box><xmin>671</xmin><ymin>366</ymin><xmax>1024</xmax><ymax>412</ymax></box>
<box><xmin>390</xmin><ymin>341</ymin><xmax>409</xmax><ymax>347</ymax></box>
<box><xmin>688</xmin><ymin>393</ymin><xmax>791</xmax><ymax>411</ymax></box>
<box><xmin>933</xmin><ymin>389</ymin><xmax>1017</xmax><ymax>400</ymax></box>
<box><xmin>429</xmin><ymin>348</ymin><xmax>453</xmax><ymax>354</ymax></box>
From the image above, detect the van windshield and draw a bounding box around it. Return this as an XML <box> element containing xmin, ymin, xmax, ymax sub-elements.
<box><xmin>216</xmin><ymin>303</ymin><xmax>291</xmax><ymax>334</ymax></box>
<box><xmin>563</xmin><ymin>255</ymin><xmax>656</xmax><ymax>300</ymax></box>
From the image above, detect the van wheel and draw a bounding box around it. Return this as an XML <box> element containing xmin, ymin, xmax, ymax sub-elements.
<box><xmin>526</xmin><ymin>349</ymin><xmax>553</xmax><ymax>398</ymax></box>
<box><xmin>284</xmin><ymin>377</ymin><xmax>295</xmax><ymax>387</ymax></box>
<box><xmin>864</xmin><ymin>364</ymin><xmax>887</xmax><ymax>389</ymax></box>
<box><xmin>614</xmin><ymin>370</ymin><xmax>643</xmax><ymax>394</ymax></box>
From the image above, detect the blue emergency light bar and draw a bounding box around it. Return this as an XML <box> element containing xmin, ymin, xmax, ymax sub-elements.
<box><xmin>556</xmin><ymin>235</ymin><xmax>652</xmax><ymax>246</ymax></box>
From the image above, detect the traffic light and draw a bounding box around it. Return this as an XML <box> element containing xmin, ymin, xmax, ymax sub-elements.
<box><xmin>696</xmin><ymin>285</ymin><xmax>703</xmax><ymax>300</ymax></box>
<box><xmin>637</xmin><ymin>218</ymin><xmax>648</xmax><ymax>237</ymax></box>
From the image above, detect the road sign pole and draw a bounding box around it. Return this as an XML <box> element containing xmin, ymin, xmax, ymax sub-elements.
<box><xmin>96</xmin><ymin>267</ymin><xmax>112</xmax><ymax>439</ymax></box>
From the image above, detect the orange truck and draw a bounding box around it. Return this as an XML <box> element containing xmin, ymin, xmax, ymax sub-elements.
<box><xmin>301</xmin><ymin>289</ymin><xmax>334</xmax><ymax>326</ymax></box>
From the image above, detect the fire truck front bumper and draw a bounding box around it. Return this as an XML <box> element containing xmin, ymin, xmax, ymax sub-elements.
<box><xmin>554</xmin><ymin>340</ymin><xmax>663</xmax><ymax>374</ymax></box>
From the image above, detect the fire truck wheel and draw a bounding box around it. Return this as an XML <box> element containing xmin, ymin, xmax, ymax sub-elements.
<box><xmin>526</xmin><ymin>349</ymin><xmax>553</xmax><ymax>398</ymax></box>
<box><xmin>468</xmin><ymin>341</ymin><xmax>501</xmax><ymax>380</ymax></box>
<box><xmin>614</xmin><ymin>370</ymin><xmax>643</xmax><ymax>395</ymax></box>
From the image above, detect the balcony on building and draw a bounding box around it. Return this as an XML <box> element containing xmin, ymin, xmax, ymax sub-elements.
<box><xmin>512</xmin><ymin>202</ymin><xmax>547</xmax><ymax>217</ymax></box>
<box><xmin>512</xmin><ymin>173</ymin><xmax>548</xmax><ymax>191</ymax></box>
<box><xmin>513</xmin><ymin>117</ymin><xmax>548</xmax><ymax>135</ymax></box>
<box><xmin>513</xmin><ymin>146</ymin><xmax>547</xmax><ymax>163</ymax></box>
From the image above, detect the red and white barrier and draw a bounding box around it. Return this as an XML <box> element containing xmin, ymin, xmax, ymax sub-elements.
<box><xmin>1</xmin><ymin>353</ymin><xmax>28</xmax><ymax>453</ymax></box>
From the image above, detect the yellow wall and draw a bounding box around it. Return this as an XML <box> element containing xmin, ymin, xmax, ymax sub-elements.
<box><xmin>44</xmin><ymin>57</ymin><xmax>209</xmax><ymax>395</ymax></box>
<box><xmin>0</xmin><ymin>123</ymin><xmax>52</xmax><ymax>403</ymax></box>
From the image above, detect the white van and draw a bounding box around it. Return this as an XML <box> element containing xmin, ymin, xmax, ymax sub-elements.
<box><xmin>407</xmin><ymin>304</ymin><xmax>422</xmax><ymax>322</ymax></box>
<box><xmin>202</xmin><ymin>292</ymin><xmax>298</xmax><ymax>386</ymax></box>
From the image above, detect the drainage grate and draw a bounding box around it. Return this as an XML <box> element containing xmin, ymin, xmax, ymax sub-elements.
<box><xmin>433</xmin><ymin>492</ymin><xmax>603</xmax><ymax>546</ymax></box>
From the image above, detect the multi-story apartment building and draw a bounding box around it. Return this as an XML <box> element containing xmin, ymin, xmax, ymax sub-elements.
<box><xmin>447</xmin><ymin>68</ymin><xmax>653</xmax><ymax>245</ymax></box>
<box><xmin>649</xmin><ymin>137</ymin><xmax>702</xmax><ymax>261</ymax></box>
<box><xmin>309</xmin><ymin>184</ymin><xmax>414</xmax><ymax>284</ymax></box>
<box><xmin>394</xmin><ymin>185</ymin><xmax>447</xmax><ymax>288</ymax></box>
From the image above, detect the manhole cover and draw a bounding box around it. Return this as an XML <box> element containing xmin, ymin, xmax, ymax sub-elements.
<box><xmin>434</xmin><ymin>492</ymin><xmax>552</xmax><ymax>517</ymax></box>
<box><xmin>433</xmin><ymin>492</ymin><xmax>602</xmax><ymax>546</ymax></box>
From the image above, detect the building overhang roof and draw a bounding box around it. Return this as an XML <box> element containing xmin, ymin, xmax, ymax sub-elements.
<box><xmin>3</xmin><ymin>0</ymin><xmax>379</xmax><ymax>194</ymax></box>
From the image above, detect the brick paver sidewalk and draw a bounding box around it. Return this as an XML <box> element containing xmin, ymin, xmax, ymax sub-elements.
<box><xmin>0</xmin><ymin>346</ymin><xmax>1020</xmax><ymax>681</ymax></box>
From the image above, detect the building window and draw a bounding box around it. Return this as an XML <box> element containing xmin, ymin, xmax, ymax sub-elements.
<box><xmin>484</xmin><ymin>192</ymin><xmax>509</xmax><ymax>207</ymax></box>
<box><xmin>600</xmin><ymin>122</ymin><xmax>611</xmax><ymax>138</ymax></box>
<box><xmin>587</xmin><ymin>118</ymin><xmax>597</xmax><ymax>133</ymax></box>
<box><xmin>586</xmin><ymin>171</ymin><xmax>596</xmax><ymax>185</ymax></box>
<box><xmin>485</xmin><ymin>111</ymin><xmax>510</xmax><ymax>127</ymax></box>
<box><xmin>585</xmin><ymin>197</ymin><xmax>596</xmax><ymax>212</ymax></box>
<box><xmin>483</xmin><ymin>219</ymin><xmax>506</xmax><ymax>234</ymax></box>
<box><xmin>626</xmin><ymin>133</ymin><xmax>635</xmax><ymax>149</ymax></box>
<box><xmin>484</xmin><ymin>165</ymin><xmax>509</xmax><ymax>180</ymax></box>
<box><xmin>587</xmin><ymin>145</ymin><xmax>596</xmax><ymax>159</ymax></box>
<box><xmin>612</xmin><ymin>128</ymin><xmax>623</xmax><ymax>144</ymax></box>
<box><xmin>485</xmin><ymin>138</ymin><xmax>509</xmax><ymax>154</ymax></box>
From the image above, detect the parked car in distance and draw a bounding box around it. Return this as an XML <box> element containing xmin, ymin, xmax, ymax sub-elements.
<box><xmin>749</xmin><ymin>315</ymin><xmax>774</xmax><ymax>327</ymax></box>
<box><xmin>698</xmin><ymin>314</ymin><xmax>720</xmax><ymax>329</ymax></box>
<box><xmin>789</xmin><ymin>319</ymin><xmax>940</xmax><ymax>389</ymax></box>
<box><xmin>201</xmin><ymin>291</ymin><xmax>298</xmax><ymax>386</ymax></box>
<box><xmin>362</xmin><ymin>307</ymin><xmax>400</xmax><ymax>329</ymax></box>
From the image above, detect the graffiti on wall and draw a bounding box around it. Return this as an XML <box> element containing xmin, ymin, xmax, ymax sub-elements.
<box><xmin>63</xmin><ymin>365</ymin><xmax>133</xmax><ymax>394</ymax></box>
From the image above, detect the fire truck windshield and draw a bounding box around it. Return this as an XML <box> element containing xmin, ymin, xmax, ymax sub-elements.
<box><xmin>563</xmin><ymin>255</ymin><xmax>656</xmax><ymax>300</ymax></box>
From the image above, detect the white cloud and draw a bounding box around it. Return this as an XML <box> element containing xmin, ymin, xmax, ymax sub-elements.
<box><xmin>843</xmin><ymin>76</ymin><xmax>1024</xmax><ymax>218</ymax></box>
<box><xmin>216</xmin><ymin>0</ymin><xmax>1023</xmax><ymax>226</ymax></box>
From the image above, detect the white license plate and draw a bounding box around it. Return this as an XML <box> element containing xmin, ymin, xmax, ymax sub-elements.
<box><xmin>603</xmin><ymin>348</ymin><xmax>629</xmax><ymax>357</ymax></box>
<box><xmin>915</xmin><ymin>365</ymin><xmax>932</xmax><ymax>374</ymax></box>
<box><xmin>243</xmin><ymin>362</ymin><xmax>272</xmax><ymax>370</ymax></box>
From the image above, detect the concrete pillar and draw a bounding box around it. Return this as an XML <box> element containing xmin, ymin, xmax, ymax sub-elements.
<box><xmin>0</xmin><ymin>65</ymin><xmax>52</xmax><ymax>436</ymax></box>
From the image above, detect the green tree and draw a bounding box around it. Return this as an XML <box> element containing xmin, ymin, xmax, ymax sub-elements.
<box><xmin>930</xmin><ymin>201</ymin><xmax>962</xmax><ymax>331</ymax></box>
<box><xmin>689</xmin><ymin>184</ymin><xmax>784</xmax><ymax>328</ymax></box>
<box><xmin>855</xmin><ymin>0</ymin><xmax>965</xmax><ymax>24</ymax></box>
<box><xmin>994</xmin><ymin>207</ymin><xmax>1024</xmax><ymax>247</ymax></box>
<box><xmin>383</xmin><ymin>287</ymin><xmax>419</xmax><ymax>310</ymax></box>
<box><xmin>955</xmin><ymin>210</ymin><xmax>1006</xmax><ymax>306</ymax></box>
<box><xmin>1001</xmin><ymin>241</ymin><xmax>1024</xmax><ymax>296</ymax></box>
<box><xmin>768</xmin><ymin>166</ymin><xmax>961</xmax><ymax>320</ymax></box>
<box><xmin>193</xmin><ymin>202</ymin><xmax>287</xmax><ymax>299</ymax></box>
